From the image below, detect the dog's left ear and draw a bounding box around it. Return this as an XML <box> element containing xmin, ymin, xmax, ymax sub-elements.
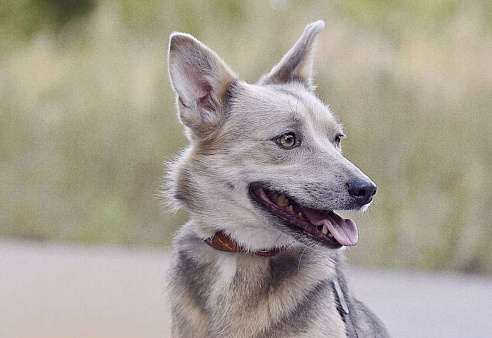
<box><xmin>259</xmin><ymin>20</ymin><xmax>325</xmax><ymax>89</ymax></box>
<box><xmin>168</xmin><ymin>32</ymin><xmax>236</xmax><ymax>138</ymax></box>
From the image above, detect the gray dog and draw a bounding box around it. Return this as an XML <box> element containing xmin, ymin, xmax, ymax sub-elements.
<box><xmin>166</xmin><ymin>20</ymin><xmax>389</xmax><ymax>338</ymax></box>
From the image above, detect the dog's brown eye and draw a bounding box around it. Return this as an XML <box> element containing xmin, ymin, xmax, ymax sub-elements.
<box><xmin>276</xmin><ymin>132</ymin><xmax>297</xmax><ymax>148</ymax></box>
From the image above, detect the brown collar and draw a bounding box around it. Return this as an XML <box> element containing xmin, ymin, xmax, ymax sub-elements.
<box><xmin>204</xmin><ymin>231</ymin><xmax>285</xmax><ymax>257</ymax></box>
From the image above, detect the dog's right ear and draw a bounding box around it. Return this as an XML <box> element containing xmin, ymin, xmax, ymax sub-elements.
<box><xmin>168</xmin><ymin>33</ymin><xmax>236</xmax><ymax>138</ymax></box>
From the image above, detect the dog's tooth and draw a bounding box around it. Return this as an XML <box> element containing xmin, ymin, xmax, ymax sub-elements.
<box><xmin>322</xmin><ymin>224</ymin><xmax>329</xmax><ymax>235</ymax></box>
<box><xmin>277</xmin><ymin>194</ymin><xmax>289</xmax><ymax>207</ymax></box>
<box><xmin>298</xmin><ymin>212</ymin><xmax>303</xmax><ymax>218</ymax></box>
<box><xmin>287</xmin><ymin>205</ymin><xmax>294</xmax><ymax>213</ymax></box>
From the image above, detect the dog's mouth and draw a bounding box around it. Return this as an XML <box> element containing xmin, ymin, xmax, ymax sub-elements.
<box><xmin>249</xmin><ymin>185</ymin><xmax>358</xmax><ymax>248</ymax></box>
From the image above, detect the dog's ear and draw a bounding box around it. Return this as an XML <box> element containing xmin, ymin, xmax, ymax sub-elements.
<box><xmin>168</xmin><ymin>33</ymin><xmax>236</xmax><ymax>138</ymax></box>
<box><xmin>259</xmin><ymin>20</ymin><xmax>325</xmax><ymax>89</ymax></box>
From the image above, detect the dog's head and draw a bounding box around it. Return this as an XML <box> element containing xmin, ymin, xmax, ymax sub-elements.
<box><xmin>167</xmin><ymin>21</ymin><xmax>376</xmax><ymax>252</ymax></box>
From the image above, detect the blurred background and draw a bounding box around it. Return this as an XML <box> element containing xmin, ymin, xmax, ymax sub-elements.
<box><xmin>2</xmin><ymin>0</ymin><xmax>492</xmax><ymax>336</ymax></box>
<box><xmin>2</xmin><ymin>0</ymin><xmax>491</xmax><ymax>274</ymax></box>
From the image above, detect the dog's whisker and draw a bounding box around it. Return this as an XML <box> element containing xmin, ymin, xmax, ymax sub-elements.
<box><xmin>297</xmin><ymin>246</ymin><xmax>308</xmax><ymax>274</ymax></box>
<box><xmin>272</xmin><ymin>233</ymin><xmax>284</xmax><ymax>248</ymax></box>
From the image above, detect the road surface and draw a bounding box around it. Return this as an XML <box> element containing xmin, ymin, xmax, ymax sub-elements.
<box><xmin>1</xmin><ymin>241</ymin><xmax>491</xmax><ymax>337</ymax></box>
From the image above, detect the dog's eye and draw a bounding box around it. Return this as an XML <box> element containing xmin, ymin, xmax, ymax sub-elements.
<box><xmin>276</xmin><ymin>132</ymin><xmax>297</xmax><ymax>148</ymax></box>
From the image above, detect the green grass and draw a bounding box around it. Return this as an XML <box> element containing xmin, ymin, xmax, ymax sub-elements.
<box><xmin>1</xmin><ymin>0</ymin><xmax>491</xmax><ymax>273</ymax></box>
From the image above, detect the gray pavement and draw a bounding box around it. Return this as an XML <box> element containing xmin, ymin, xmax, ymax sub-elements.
<box><xmin>1</xmin><ymin>241</ymin><xmax>491</xmax><ymax>338</ymax></box>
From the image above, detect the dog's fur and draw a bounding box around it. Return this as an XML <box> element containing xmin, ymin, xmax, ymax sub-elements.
<box><xmin>166</xmin><ymin>21</ymin><xmax>389</xmax><ymax>337</ymax></box>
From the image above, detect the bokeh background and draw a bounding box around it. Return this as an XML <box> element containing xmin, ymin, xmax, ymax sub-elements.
<box><xmin>2</xmin><ymin>0</ymin><xmax>491</xmax><ymax>274</ymax></box>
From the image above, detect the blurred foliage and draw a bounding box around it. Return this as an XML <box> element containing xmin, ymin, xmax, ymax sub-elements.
<box><xmin>0</xmin><ymin>0</ymin><xmax>96</xmax><ymax>49</ymax></box>
<box><xmin>1</xmin><ymin>0</ymin><xmax>491</xmax><ymax>273</ymax></box>
<box><xmin>338</xmin><ymin>0</ymin><xmax>458</xmax><ymax>28</ymax></box>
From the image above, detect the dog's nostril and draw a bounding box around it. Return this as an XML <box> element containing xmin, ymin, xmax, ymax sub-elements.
<box><xmin>347</xmin><ymin>179</ymin><xmax>377</xmax><ymax>204</ymax></box>
<box><xmin>370</xmin><ymin>185</ymin><xmax>377</xmax><ymax>197</ymax></box>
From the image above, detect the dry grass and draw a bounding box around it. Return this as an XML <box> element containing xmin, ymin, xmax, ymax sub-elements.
<box><xmin>1</xmin><ymin>0</ymin><xmax>491</xmax><ymax>273</ymax></box>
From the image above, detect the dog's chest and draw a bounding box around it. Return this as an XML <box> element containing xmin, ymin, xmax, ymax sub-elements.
<box><xmin>170</xmin><ymin>247</ymin><xmax>347</xmax><ymax>338</ymax></box>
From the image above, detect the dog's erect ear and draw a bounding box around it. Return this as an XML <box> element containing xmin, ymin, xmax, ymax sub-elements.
<box><xmin>168</xmin><ymin>33</ymin><xmax>236</xmax><ymax>138</ymax></box>
<box><xmin>259</xmin><ymin>20</ymin><xmax>325</xmax><ymax>89</ymax></box>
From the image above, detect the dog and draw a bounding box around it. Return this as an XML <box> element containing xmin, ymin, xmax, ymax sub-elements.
<box><xmin>165</xmin><ymin>20</ymin><xmax>389</xmax><ymax>338</ymax></box>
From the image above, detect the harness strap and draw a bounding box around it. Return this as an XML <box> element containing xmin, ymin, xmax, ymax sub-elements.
<box><xmin>333</xmin><ymin>278</ymin><xmax>359</xmax><ymax>338</ymax></box>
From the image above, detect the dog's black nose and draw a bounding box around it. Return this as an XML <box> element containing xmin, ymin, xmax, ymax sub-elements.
<box><xmin>347</xmin><ymin>179</ymin><xmax>377</xmax><ymax>206</ymax></box>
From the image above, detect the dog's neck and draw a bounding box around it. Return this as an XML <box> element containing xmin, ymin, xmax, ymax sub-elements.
<box><xmin>169</xmin><ymin>222</ymin><xmax>351</xmax><ymax>337</ymax></box>
<box><xmin>204</xmin><ymin>231</ymin><xmax>288</xmax><ymax>256</ymax></box>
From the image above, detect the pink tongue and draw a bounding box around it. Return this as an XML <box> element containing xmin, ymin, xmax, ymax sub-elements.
<box><xmin>301</xmin><ymin>207</ymin><xmax>358</xmax><ymax>246</ymax></box>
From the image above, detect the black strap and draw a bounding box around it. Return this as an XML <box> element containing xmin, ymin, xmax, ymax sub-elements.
<box><xmin>333</xmin><ymin>278</ymin><xmax>359</xmax><ymax>338</ymax></box>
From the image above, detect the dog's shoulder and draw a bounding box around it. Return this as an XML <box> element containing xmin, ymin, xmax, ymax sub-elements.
<box><xmin>350</xmin><ymin>297</ymin><xmax>390</xmax><ymax>337</ymax></box>
<box><xmin>336</xmin><ymin>267</ymin><xmax>391</xmax><ymax>337</ymax></box>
